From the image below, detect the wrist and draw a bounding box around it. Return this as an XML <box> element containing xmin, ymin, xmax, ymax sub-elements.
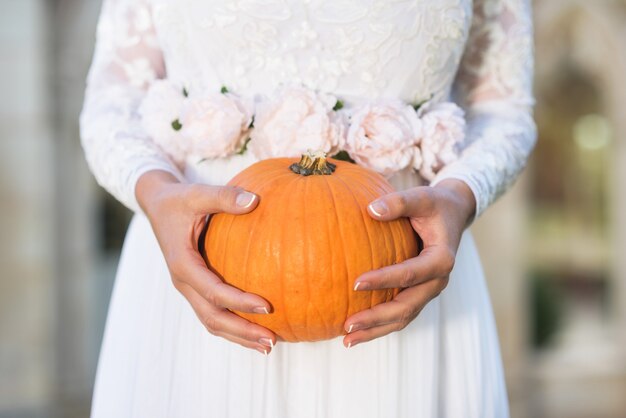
<box><xmin>136</xmin><ymin>170</ymin><xmax>181</xmax><ymax>218</ymax></box>
<box><xmin>433</xmin><ymin>179</ymin><xmax>476</xmax><ymax>228</ymax></box>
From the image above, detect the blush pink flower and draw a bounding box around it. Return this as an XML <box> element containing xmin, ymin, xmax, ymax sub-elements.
<box><xmin>248</xmin><ymin>86</ymin><xmax>346</xmax><ymax>160</ymax></box>
<box><xmin>415</xmin><ymin>102</ymin><xmax>466</xmax><ymax>181</ymax></box>
<box><xmin>345</xmin><ymin>100</ymin><xmax>421</xmax><ymax>177</ymax></box>
<box><xmin>180</xmin><ymin>92</ymin><xmax>254</xmax><ymax>159</ymax></box>
<box><xmin>139</xmin><ymin>80</ymin><xmax>187</xmax><ymax>163</ymax></box>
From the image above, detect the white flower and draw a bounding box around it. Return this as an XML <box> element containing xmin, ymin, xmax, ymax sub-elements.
<box><xmin>415</xmin><ymin>101</ymin><xmax>466</xmax><ymax>181</ymax></box>
<box><xmin>345</xmin><ymin>100</ymin><xmax>421</xmax><ymax>177</ymax></box>
<box><xmin>180</xmin><ymin>92</ymin><xmax>253</xmax><ymax>159</ymax></box>
<box><xmin>123</xmin><ymin>58</ymin><xmax>158</xmax><ymax>89</ymax></box>
<box><xmin>139</xmin><ymin>79</ymin><xmax>187</xmax><ymax>163</ymax></box>
<box><xmin>248</xmin><ymin>86</ymin><xmax>346</xmax><ymax>160</ymax></box>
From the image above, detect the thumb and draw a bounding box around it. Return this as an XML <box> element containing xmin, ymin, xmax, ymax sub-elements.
<box><xmin>367</xmin><ymin>187</ymin><xmax>435</xmax><ymax>221</ymax></box>
<box><xmin>189</xmin><ymin>184</ymin><xmax>259</xmax><ymax>215</ymax></box>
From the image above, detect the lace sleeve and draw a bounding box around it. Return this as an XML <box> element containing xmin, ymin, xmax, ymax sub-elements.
<box><xmin>430</xmin><ymin>0</ymin><xmax>538</xmax><ymax>220</ymax></box>
<box><xmin>79</xmin><ymin>0</ymin><xmax>184</xmax><ymax>212</ymax></box>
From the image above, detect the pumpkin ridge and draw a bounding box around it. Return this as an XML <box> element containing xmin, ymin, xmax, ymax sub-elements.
<box><xmin>219</xmin><ymin>167</ymin><xmax>277</xmax><ymax>298</ymax></box>
<box><xmin>237</xmin><ymin>172</ymin><xmax>271</xmax><ymax>321</ymax></box>
<box><xmin>222</xmin><ymin>170</ymin><xmax>259</xmax><ymax>291</ymax></box>
<box><xmin>243</xmin><ymin>165</ymin><xmax>295</xmax><ymax>192</ymax></box>
<box><xmin>225</xmin><ymin>163</ymin><xmax>301</xmax><ymax>340</ymax></box>
<box><xmin>307</xmin><ymin>176</ymin><xmax>335</xmax><ymax>338</ymax></box>
<box><xmin>352</xmin><ymin>173</ymin><xmax>398</xmax><ymax>296</ymax></box>
<box><xmin>331</xmin><ymin>172</ymin><xmax>378</xmax><ymax>315</ymax></box>
<box><xmin>233</xmin><ymin>158</ymin><xmax>295</xmax><ymax>189</ymax></box>
<box><xmin>300</xmin><ymin>175</ymin><xmax>319</xmax><ymax>338</ymax></box>
<box><xmin>322</xmin><ymin>174</ymin><xmax>351</xmax><ymax>331</ymax></box>
<box><xmin>278</xmin><ymin>173</ymin><xmax>307</xmax><ymax>341</ymax></box>
<box><xmin>364</xmin><ymin>172</ymin><xmax>418</xmax><ymax>299</ymax></box>
<box><xmin>359</xmin><ymin>173</ymin><xmax>415</xmax><ymax>281</ymax></box>
<box><xmin>317</xmin><ymin>176</ymin><xmax>336</xmax><ymax>336</ymax></box>
<box><xmin>215</xmin><ymin>203</ymin><xmax>237</xmax><ymax>286</ymax></box>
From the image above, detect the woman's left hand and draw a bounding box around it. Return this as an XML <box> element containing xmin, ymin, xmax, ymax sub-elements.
<box><xmin>343</xmin><ymin>179</ymin><xmax>476</xmax><ymax>348</ymax></box>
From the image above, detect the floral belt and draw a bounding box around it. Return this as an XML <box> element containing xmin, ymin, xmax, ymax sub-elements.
<box><xmin>139</xmin><ymin>82</ymin><xmax>466</xmax><ymax>181</ymax></box>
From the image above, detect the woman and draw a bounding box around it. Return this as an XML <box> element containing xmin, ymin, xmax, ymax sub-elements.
<box><xmin>80</xmin><ymin>0</ymin><xmax>536</xmax><ymax>417</ymax></box>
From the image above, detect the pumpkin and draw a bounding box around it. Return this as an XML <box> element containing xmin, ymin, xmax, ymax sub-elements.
<box><xmin>202</xmin><ymin>151</ymin><xmax>419</xmax><ymax>342</ymax></box>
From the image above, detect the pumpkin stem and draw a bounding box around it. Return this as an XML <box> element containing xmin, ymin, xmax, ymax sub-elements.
<box><xmin>289</xmin><ymin>150</ymin><xmax>336</xmax><ymax>176</ymax></box>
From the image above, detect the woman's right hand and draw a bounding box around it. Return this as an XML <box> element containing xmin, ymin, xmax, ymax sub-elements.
<box><xmin>136</xmin><ymin>170</ymin><xmax>276</xmax><ymax>355</ymax></box>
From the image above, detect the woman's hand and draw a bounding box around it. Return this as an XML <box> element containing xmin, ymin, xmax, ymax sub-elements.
<box><xmin>343</xmin><ymin>179</ymin><xmax>476</xmax><ymax>348</ymax></box>
<box><xmin>136</xmin><ymin>170</ymin><xmax>276</xmax><ymax>355</ymax></box>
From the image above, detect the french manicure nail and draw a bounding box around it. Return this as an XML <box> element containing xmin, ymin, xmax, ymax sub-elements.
<box><xmin>253</xmin><ymin>306</ymin><xmax>270</xmax><ymax>314</ymax></box>
<box><xmin>348</xmin><ymin>324</ymin><xmax>354</xmax><ymax>333</ymax></box>
<box><xmin>259</xmin><ymin>338</ymin><xmax>274</xmax><ymax>348</ymax></box>
<box><xmin>354</xmin><ymin>282</ymin><xmax>368</xmax><ymax>291</ymax></box>
<box><xmin>368</xmin><ymin>200</ymin><xmax>388</xmax><ymax>217</ymax></box>
<box><xmin>236</xmin><ymin>192</ymin><xmax>257</xmax><ymax>208</ymax></box>
<box><xmin>347</xmin><ymin>342</ymin><xmax>352</xmax><ymax>349</ymax></box>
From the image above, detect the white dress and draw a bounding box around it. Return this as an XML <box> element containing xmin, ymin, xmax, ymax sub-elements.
<box><xmin>80</xmin><ymin>1</ymin><xmax>537</xmax><ymax>417</ymax></box>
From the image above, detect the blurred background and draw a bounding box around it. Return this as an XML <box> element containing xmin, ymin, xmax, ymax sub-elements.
<box><xmin>1</xmin><ymin>0</ymin><xmax>625</xmax><ymax>417</ymax></box>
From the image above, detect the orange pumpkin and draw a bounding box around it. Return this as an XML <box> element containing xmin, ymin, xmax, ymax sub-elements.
<box><xmin>202</xmin><ymin>151</ymin><xmax>419</xmax><ymax>342</ymax></box>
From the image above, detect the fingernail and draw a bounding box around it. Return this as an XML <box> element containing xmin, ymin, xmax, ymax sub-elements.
<box><xmin>347</xmin><ymin>324</ymin><xmax>359</xmax><ymax>333</ymax></box>
<box><xmin>259</xmin><ymin>338</ymin><xmax>274</xmax><ymax>348</ymax></box>
<box><xmin>236</xmin><ymin>192</ymin><xmax>257</xmax><ymax>208</ymax></box>
<box><xmin>368</xmin><ymin>200</ymin><xmax>388</xmax><ymax>217</ymax></box>
<box><xmin>257</xmin><ymin>347</ymin><xmax>269</xmax><ymax>356</ymax></box>
<box><xmin>354</xmin><ymin>281</ymin><xmax>369</xmax><ymax>291</ymax></box>
<box><xmin>253</xmin><ymin>306</ymin><xmax>270</xmax><ymax>314</ymax></box>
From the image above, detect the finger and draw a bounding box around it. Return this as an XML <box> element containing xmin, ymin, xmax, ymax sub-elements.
<box><xmin>367</xmin><ymin>187</ymin><xmax>435</xmax><ymax>221</ymax></box>
<box><xmin>186</xmin><ymin>184</ymin><xmax>259</xmax><ymax>215</ymax></box>
<box><xmin>173</xmin><ymin>250</ymin><xmax>272</xmax><ymax>314</ymax></box>
<box><xmin>343</xmin><ymin>279</ymin><xmax>447</xmax><ymax>347</ymax></box>
<box><xmin>212</xmin><ymin>311</ymin><xmax>277</xmax><ymax>350</ymax></box>
<box><xmin>342</xmin><ymin>322</ymin><xmax>400</xmax><ymax>348</ymax></box>
<box><xmin>345</xmin><ymin>280</ymin><xmax>441</xmax><ymax>333</ymax></box>
<box><xmin>344</xmin><ymin>299</ymin><xmax>407</xmax><ymax>333</ymax></box>
<box><xmin>214</xmin><ymin>331</ymin><xmax>273</xmax><ymax>356</ymax></box>
<box><xmin>353</xmin><ymin>246</ymin><xmax>455</xmax><ymax>290</ymax></box>
<box><xmin>181</xmin><ymin>284</ymin><xmax>276</xmax><ymax>354</ymax></box>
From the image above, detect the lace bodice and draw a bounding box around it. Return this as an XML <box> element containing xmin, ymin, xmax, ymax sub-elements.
<box><xmin>80</xmin><ymin>0</ymin><xmax>536</xmax><ymax>219</ymax></box>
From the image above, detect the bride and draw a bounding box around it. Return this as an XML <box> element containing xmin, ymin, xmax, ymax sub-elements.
<box><xmin>80</xmin><ymin>0</ymin><xmax>536</xmax><ymax>417</ymax></box>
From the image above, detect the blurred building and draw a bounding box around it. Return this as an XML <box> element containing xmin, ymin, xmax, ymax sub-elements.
<box><xmin>1</xmin><ymin>1</ymin><xmax>625</xmax><ymax>417</ymax></box>
<box><xmin>1</xmin><ymin>1</ymin><xmax>118</xmax><ymax>416</ymax></box>
<box><xmin>474</xmin><ymin>1</ymin><xmax>626</xmax><ymax>417</ymax></box>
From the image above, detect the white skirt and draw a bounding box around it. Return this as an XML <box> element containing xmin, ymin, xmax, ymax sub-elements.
<box><xmin>91</xmin><ymin>155</ymin><xmax>509</xmax><ymax>418</ymax></box>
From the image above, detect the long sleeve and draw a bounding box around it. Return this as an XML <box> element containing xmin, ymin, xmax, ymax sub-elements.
<box><xmin>431</xmin><ymin>0</ymin><xmax>537</xmax><ymax>220</ymax></box>
<box><xmin>79</xmin><ymin>0</ymin><xmax>184</xmax><ymax>212</ymax></box>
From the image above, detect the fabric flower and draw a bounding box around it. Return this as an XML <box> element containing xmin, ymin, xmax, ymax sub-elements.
<box><xmin>345</xmin><ymin>100</ymin><xmax>421</xmax><ymax>177</ymax></box>
<box><xmin>248</xmin><ymin>86</ymin><xmax>346</xmax><ymax>160</ymax></box>
<box><xmin>415</xmin><ymin>102</ymin><xmax>466</xmax><ymax>181</ymax></box>
<box><xmin>180</xmin><ymin>92</ymin><xmax>254</xmax><ymax>159</ymax></box>
<box><xmin>139</xmin><ymin>79</ymin><xmax>187</xmax><ymax>163</ymax></box>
